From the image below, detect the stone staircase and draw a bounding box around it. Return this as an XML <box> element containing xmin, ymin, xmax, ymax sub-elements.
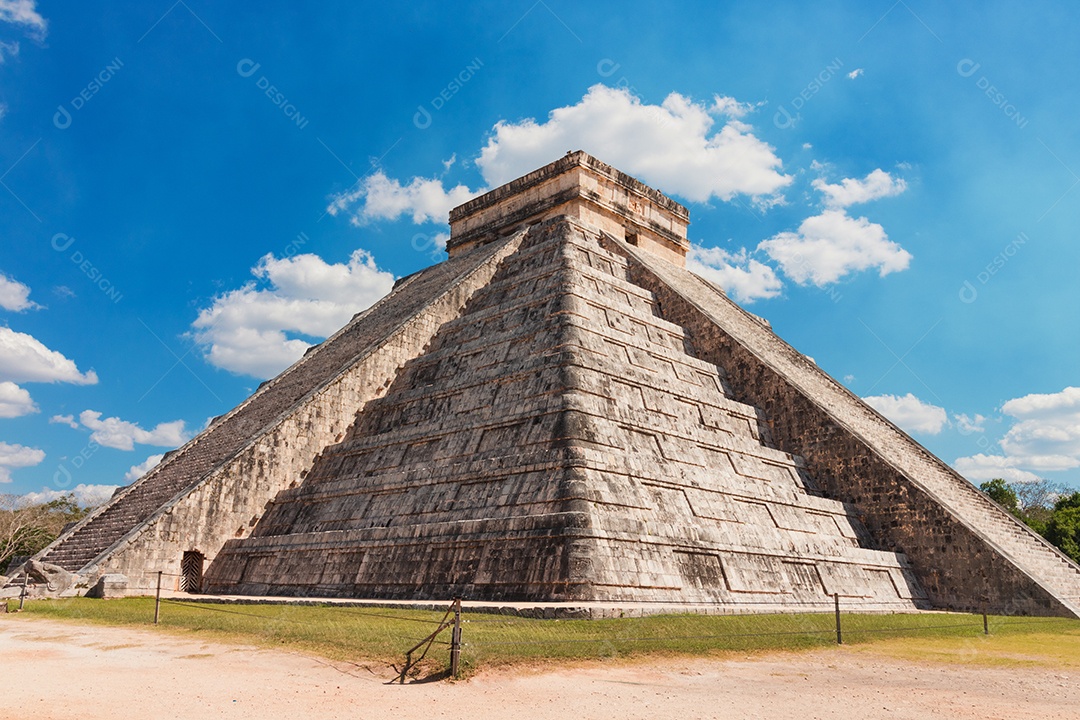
<box><xmin>622</xmin><ymin>238</ymin><xmax>1080</xmax><ymax>615</ymax></box>
<box><xmin>38</xmin><ymin>247</ymin><xmax>508</xmax><ymax>573</ymax></box>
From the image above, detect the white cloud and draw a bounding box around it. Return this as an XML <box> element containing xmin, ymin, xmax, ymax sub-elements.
<box><xmin>0</xmin><ymin>380</ymin><xmax>35</xmax><ymax>418</ymax></box>
<box><xmin>759</xmin><ymin>209</ymin><xmax>912</xmax><ymax>285</ymax></box>
<box><xmin>0</xmin><ymin>0</ymin><xmax>45</xmax><ymax>39</ymax></box>
<box><xmin>125</xmin><ymin>453</ymin><xmax>164</xmax><ymax>481</ymax></box>
<box><xmin>709</xmin><ymin>95</ymin><xmax>761</xmax><ymax>119</ymax></box>
<box><xmin>476</xmin><ymin>85</ymin><xmax>790</xmax><ymax>203</ymax></box>
<box><xmin>77</xmin><ymin>410</ymin><xmax>189</xmax><ymax>452</ymax></box>
<box><xmin>0</xmin><ymin>326</ymin><xmax>98</xmax><ymax>385</ymax></box>
<box><xmin>952</xmin><ymin>454</ymin><xmax>1041</xmax><ymax>484</ymax></box>
<box><xmin>329</xmin><ymin>171</ymin><xmax>477</xmax><ymax>226</ymax></box>
<box><xmin>0</xmin><ymin>440</ymin><xmax>44</xmax><ymax>483</ymax></box>
<box><xmin>847</xmin><ymin>68</ymin><xmax>864</xmax><ymax>80</ymax></box>
<box><xmin>953</xmin><ymin>387</ymin><xmax>1080</xmax><ymax>485</ymax></box>
<box><xmin>329</xmin><ymin>85</ymin><xmax>793</xmax><ymax>225</ymax></box>
<box><xmin>812</xmin><ymin>169</ymin><xmax>907</xmax><ymax>209</ymax></box>
<box><xmin>49</xmin><ymin>413</ymin><xmax>79</xmax><ymax>429</ymax></box>
<box><xmin>22</xmin><ymin>483</ymin><xmax>119</xmax><ymax>507</ymax></box>
<box><xmin>687</xmin><ymin>245</ymin><xmax>782</xmax><ymax>303</ymax></box>
<box><xmin>192</xmin><ymin>249</ymin><xmax>395</xmax><ymax>379</ymax></box>
<box><xmin>863</xmin><ymin>392</ymin><xmax>948</xmax><ymax>435</ymax></box>
<box><xmin>953</xmin><ymin>412</ymin><xmax>986</xmax><ymax>435</ymax></box>
<box><xmin>0</xmin><ymin>39</ymin><xmax>17</xmax><ymax>63</ymax></box>
<box><xmin>997</xmin><ymin>386</ymin><xmax>1080</xmax><ymax>472</ymax></box>
<box><xmin>0</xmin><ymin>273</ymin><xmax>39</xmax><ymax>311</ymax></box>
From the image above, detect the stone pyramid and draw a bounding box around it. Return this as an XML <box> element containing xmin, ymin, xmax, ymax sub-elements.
<box><xmin>37</xmin><ymin>152</ymin><xmax>1080</xmax><ymax>616</ymax></box>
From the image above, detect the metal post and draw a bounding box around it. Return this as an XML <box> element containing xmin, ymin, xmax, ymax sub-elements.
<box><xmin>18</xmin><ymin>569</ymin><xmax>29</xmax><ymax>611</ymax></box>
<box><xmin>983</xmin><ymin>611</ymin><xmax>989</xmax><ymax>635</ymax></box>
<box><xmin>450</xmin><ymin>598</ymin><xmax>462</xmax><ymax>679</ymax></box>
<box><xmin>154</xmin><ymin>571</ymin><xmax>162</xmax><ymax>625</ymax></box>
<box><xmin>834</xmin><ymin>593</ymin><xmax>842</xmax><ymax>645</ymax></box>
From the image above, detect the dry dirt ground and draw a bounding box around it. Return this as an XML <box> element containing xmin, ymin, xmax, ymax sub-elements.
<box><xmin>2</xmin><ymin>616</ymin><xmax>1077</xmax><ymax>720</ymax></box>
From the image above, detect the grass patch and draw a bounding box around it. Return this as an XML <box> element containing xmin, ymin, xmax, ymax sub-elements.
<box><xmin>8</xmin><ymin>597</ymin><xmax>1080</xmax><ymax>677</ymax></box>
<box><xmin>849</xmin><ymin>627</ymin><xmax>1080</xmax><ymax>669</ymax></box>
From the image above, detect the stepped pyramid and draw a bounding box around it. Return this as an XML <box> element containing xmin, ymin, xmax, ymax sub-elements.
<box><xmin>37</xmin><ymin>152</ymin><xmax>1080</xmax><ymax>616</ymax></box>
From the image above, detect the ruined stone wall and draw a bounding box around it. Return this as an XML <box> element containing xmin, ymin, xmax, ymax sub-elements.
<box><xmin>619</xmin><ymin>238</ymin><xmax>1080</xmax><ymax>617</ymax></box>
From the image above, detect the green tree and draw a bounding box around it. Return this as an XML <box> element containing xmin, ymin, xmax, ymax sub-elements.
<box><xmin>980</xmin><ymin>478</ymin><xmax>1020</xmax><ymax>516</ymax></box>
<box><xmin>1045</xmin><ymin>505</ymin><xmax>1080</xmax><ymax>564</ymax></box>
<box><xmin>1054</xmin><ymin>491</ymin><xmax>1080</xmax><ymax>512</ymax></box>
<box><xmin>1012</xmin><ymin>479</ymin><xmax>1072</xmax><ymax>534</ymax></box>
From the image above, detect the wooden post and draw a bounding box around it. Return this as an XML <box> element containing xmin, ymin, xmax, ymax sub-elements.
<box><xmin>450</xmin><ymin>598</ymin><xmax>462</xmax><ymax>679</ymax></box>
<box><xmin>18</xmin><ymin>570</ymin><xmax>29</xmax><ymax>611</ymax></box>
<box><xmin>983</xmin><ymin>611</ymin><xmax>989</xmax><ymax>635</ymax></box>
<box><xmin>154</xmin><ymin>571</ymin><xmax>162</xmax><ymax>625</ymax></box>
<box><xmin>834</xmin><ymin>593</ymin><xmax>842</xmax><ymax>645</ymax></box>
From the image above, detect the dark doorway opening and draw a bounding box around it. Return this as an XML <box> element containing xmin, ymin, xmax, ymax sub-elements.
<box><xmin>181</xmin><ymin>551</ymin><xmax>204</xmax><ymax>593</ymax></box>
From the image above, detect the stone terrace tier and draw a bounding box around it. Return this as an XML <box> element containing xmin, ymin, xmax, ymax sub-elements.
<box><xmin>205</xmin><ymin>217</ymin><xmax>926</xmax><ymax>609</ymax></box>
<box><xmin>37</xmin><ymin>236</ymin><xmax>523</xmax><ymax>583</ymax></box>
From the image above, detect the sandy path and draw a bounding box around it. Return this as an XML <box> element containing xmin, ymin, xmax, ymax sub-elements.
<box><xmin>2</xmin><ymin>616</ymin><xmax>1076</xmax><ymax>720</ymax></box>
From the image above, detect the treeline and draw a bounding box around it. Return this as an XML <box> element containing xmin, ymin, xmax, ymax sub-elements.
<box><xmin>0</xmin><ymin>494</ymin><xmax>91</xmax><ymax>571</ymax></box>
<box><xmin>980</xmin><ymin>478</ymin><xmax>1080</xmax><ymax>563</ymax></box>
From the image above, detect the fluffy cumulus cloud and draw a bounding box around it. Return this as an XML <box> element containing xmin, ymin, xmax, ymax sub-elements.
<box><xmin>759</xmin><ymin>210</ymin><xmax>912</xmax><ymax>286</ymax></box>
<box><xmin>863</xmin><ymin>392</ymin><xmax>948</xmax><ymax>435</ymax></box>
<box><xmin>0</xmin><ymin>273</ymin><xmax>37</xmax><ymax>311</ymax></box>
<box><xmin>75</xmin><ymin>410</ymin><xmax>189</xmax><ymax>452</ymax></box>
<box><xmin>125</xmin><ymin>453</ymin><xmax>164</xmax><ymax>482</ymax></box>
<box><xmin>0</xmin><ymin>440</ymin><xmax>44</xmax><ymax>483</ymax></box>
<box><xmin>0</xmin><ymin>326</ymin><xmax>98</xmax><ymax>385</ymax></box>
<box><xmin>49</xmin><ymin>413</ymin><xmax>79</xmax><ymax>429</ymax></box>
<box><xmin>953</xmin><ymin>387</ymin><xmax>1080</xmax><ymax>485</ymax></box>
<box><xmin>22</xmin><ymin>483</ymin><xmax>119</xmax><ymax>507</ymax></box>
<box><xmin>0</xmin><ymin>380</ymin><xmax>35</xmax><ymax>417</ymax></box>
<box><xmin>759</xmin><ymin>168</ymin><xmax>910</xmax><ymax>287</ymax></box>
<box><xmin>192</xmin><ymin>250</ymin><xmax>395</xmax><ymax>379</ymax></box>
<box><xmin>952</xmin><ymin>454</ymin><xmax>1041</xmax><ymax>484</ymax></box>
<box><xmin>328</xmin><ymin>84</ymin><xmax>792</xmax><ymax>224</ymax></box>
<box><xmin>329</xmin><ymin>172</ymin><xmax>477</xmax><ymax>226</ymax></box>
<box><xmin>475</xmin><ymin>85</ymin><xmax>791</xmax><ymax>203</ymax></box>
<box><xmin>0</xmin><ymin>0</ymin><xmax>45</xmax><ymax>37</ymax></box>
<box><xmin>953</xmin><ymin>413</ymin><xmax>986</xmax><ymax>435</ymax></box>
<box><xmin>0</xmin><ymin>278</ymin><xmax>94</xmax><ymax>417</ymax></box>
<box><xmin>998</xmin><ymin>387</ymin><xmax>1080</xmax><ymax>472</ymax></box>
<box><xmin>811</xmin><ymin>169</ymin><xmax>907</xmax><ymax>209</ymax></box>
<box><xmin>686</xmin><ymin>245</ymin><xmax>782</xmax><ymax>303</ymax></box>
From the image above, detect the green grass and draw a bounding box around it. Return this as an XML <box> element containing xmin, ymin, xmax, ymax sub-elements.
<box><xmin>7</xmin><ymin>596</ymin><xmax>1080</xmax><ymax>678</ymax></box>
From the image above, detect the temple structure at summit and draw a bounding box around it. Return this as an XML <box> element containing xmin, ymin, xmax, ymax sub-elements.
<box><xmin>34</xmin><ymin>152</ymin><xmax>1080</xmax><ymax>617</ymax></box>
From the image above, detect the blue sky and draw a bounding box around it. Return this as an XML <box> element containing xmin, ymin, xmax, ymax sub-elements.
<box><xmin>1</xmin><ymin>1</ymin><xmax>1078</xmax><ymax>504</ymax></box>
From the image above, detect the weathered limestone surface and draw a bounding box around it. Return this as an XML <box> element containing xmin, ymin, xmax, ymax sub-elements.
<box><xmin>448</xmin><ymin>151</ymin><xmax>690</xmax><ymax>266</ymax></box>
<box><xmin>35</xmin><ymin>151</ymin><xmax>1080</xmax><ymax>616</ymax></box>
<box><xmin>206</xmin><ymin>218</ymin><xmax>925</xmax><ymax>609</ymax></box>
<box><xmin>615</xmin><ymin>236</ymin><xmax>1080</xmax><ymax>617</ymax></box>
<box><xmin>86</xmin><ymin>574</ymin><xmax>129</xmax><ymax>599</ymax></box>
<box><xmin>3</xmin><ymin>559</ymin><xmax>81</xmax><ymax>598</ymax></box>
<box><xmin>35</xmin><ymin>236</ymin><xmax>523</xmax><ymax>591</ymax></box>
